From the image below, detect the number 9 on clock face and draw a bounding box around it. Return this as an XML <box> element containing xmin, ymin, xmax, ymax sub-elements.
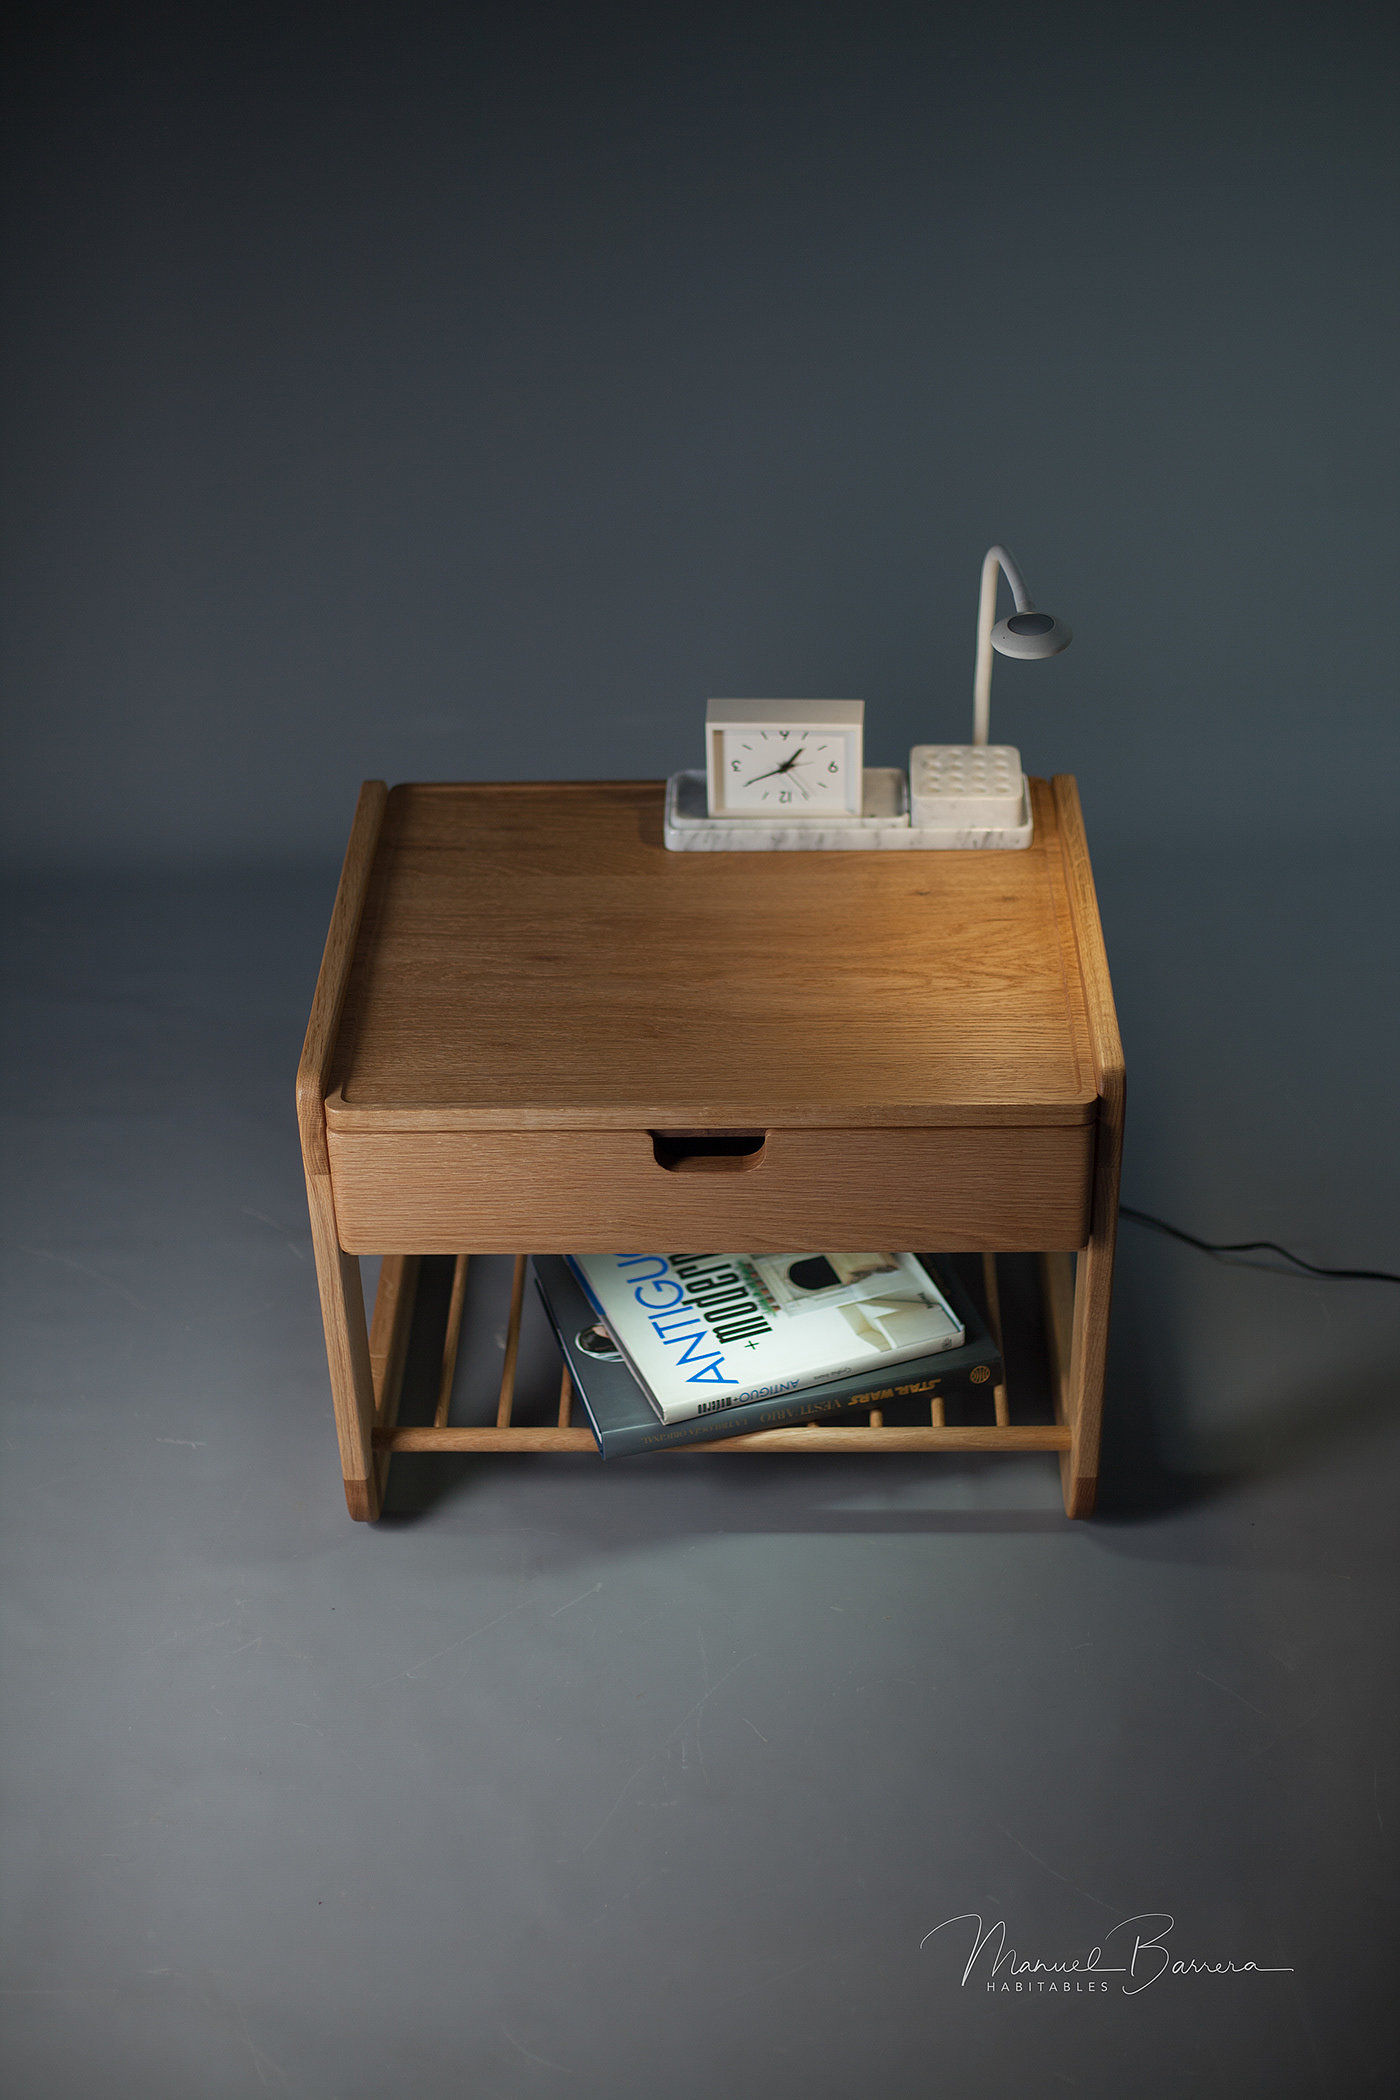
<box><xmin>704</xmin><ymin>698</ymin><xmax>864</xmax><ymax>821</ymax></box>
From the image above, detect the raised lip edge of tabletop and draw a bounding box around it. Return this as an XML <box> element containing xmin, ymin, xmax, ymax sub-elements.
<box><xmin>320</xmin><ymin>773</ymin><xmax>1104</xmax><ymax>1133</ymax></box>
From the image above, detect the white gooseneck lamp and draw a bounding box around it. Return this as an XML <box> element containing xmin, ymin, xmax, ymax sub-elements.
<box><xmin>971</xmin><ymin>542</ymin><xmax>1072</xmax><ymax>745</ymax></box>
<box><xmin>906</xmin><ymin>543</ymin><xmax>1072</xmax><ymax>841</ymax></box>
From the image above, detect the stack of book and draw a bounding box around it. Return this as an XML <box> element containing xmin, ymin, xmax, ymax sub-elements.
<box><xmin>533</xmin><ymin>1250</ymin><xmax>1003</xmax><ymax>1457</ymax></box>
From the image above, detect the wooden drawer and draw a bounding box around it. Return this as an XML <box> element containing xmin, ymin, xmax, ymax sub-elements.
<box><xmin>326</xmin><ymin>1121</ymin><xmax>1095</xmax><ymax>1254</ymax></box>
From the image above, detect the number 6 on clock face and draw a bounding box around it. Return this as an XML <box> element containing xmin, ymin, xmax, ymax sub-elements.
<box><xmin>705</xmin><ymin>698</ymin><xmax>864</xmax><ymax>820</ymax></box>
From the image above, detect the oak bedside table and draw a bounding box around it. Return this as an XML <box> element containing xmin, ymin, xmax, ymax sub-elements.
<box><xmin>297</xmin><ymin>777</ymin><xmax>1123</xmax><ymax>1521</ymax></box>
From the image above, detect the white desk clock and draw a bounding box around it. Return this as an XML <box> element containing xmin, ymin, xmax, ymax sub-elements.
<box><xmin>664</xmin><ymin>542</ymin><xmax>1070</xmax><ymax>852</ymax></box>
<box><xmin>705</xmin><ymin>698</ymin><xmax>864</xmax><ymax>819</ymax></box>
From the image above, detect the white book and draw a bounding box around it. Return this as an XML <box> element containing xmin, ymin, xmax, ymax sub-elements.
<box><xmin>565</xmin><ymin>1252</ymin><xmax>965</xmax><ymax>1424</ymax></box>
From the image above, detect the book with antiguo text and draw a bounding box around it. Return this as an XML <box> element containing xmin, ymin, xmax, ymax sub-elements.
<box><xmin>535</xmin><ymin>1255</ymin><xmax>1001</xmax><ymax>1456</ymax></box>
<box><xmin>563</xmin><ymin>1249</ymin><xmax>967</xmax><ymax>1425</ymax></box>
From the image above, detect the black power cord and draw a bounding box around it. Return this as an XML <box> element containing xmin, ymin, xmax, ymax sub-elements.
<box><xmin>1120</xmin><ymin>1206</ymin><xmax>1400</xmax><ymax>1286</ymax></box>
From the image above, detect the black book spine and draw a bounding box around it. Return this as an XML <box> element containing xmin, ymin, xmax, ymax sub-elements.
<box><xmin>616</xmin><ymin>1363</ymin><xmax>1000</xmax><ymax>1455</ymax></box>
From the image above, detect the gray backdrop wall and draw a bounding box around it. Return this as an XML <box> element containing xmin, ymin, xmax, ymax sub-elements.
<box><xmin>3</xmin><ymin>7</ymin><xmax>1399</xmax><ymax>2098</ymax></box>
<box><xmin>4</xmin><ymin>0</ymin><xmax>1396</xmax><ymax>867</ymax></box>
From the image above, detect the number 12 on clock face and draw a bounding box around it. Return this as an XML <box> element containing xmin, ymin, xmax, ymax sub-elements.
<box><xmin>704</xmin><ymin>699</ymin><xmax>865</xmax><ymax>821</ymax></box>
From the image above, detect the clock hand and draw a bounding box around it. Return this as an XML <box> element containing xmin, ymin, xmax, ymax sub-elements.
<box><xmin>743</xmin><ymin>745</ymin><xmax>811</xmax><ymax>787</ymax></box>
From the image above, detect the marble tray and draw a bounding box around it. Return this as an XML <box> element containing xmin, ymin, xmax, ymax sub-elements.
<box><xmin>663</xmin><ymin>769</ymin><xmax>1033</xmax><ymax>851</ymax></box>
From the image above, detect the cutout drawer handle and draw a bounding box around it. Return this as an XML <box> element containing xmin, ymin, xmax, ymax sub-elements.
<box><xmin>650</xmin><ymin>1130</ymin><xmax>767</xmax><ymax>1174</ymax></box>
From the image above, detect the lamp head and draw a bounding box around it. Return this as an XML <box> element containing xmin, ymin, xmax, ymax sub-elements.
<box><xmin>991</xmin><ymin>608</ymin><xmax>1073</xmax><ymax>660</ymax></box>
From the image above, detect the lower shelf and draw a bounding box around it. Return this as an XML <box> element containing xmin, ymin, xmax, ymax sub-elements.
<box><xmin>365</xmin><ymin>1250</ymin><xmax>1072</xmax><ymax>1480</ymax></box>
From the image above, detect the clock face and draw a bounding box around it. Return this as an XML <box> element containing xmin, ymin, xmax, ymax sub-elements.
<box><xmin>716</xmin><ymin>728</ymin><xmax>857</xmax><ymax>814</ymax></box>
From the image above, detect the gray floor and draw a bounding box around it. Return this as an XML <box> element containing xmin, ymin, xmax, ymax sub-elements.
<box><xmin>2</xmin><ymin>853</ymin><xmax>1397</xmax><ymax>2099</ymax></box>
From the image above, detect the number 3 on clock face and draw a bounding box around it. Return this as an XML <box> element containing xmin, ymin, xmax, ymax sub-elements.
<box><xmin>705</xmin><ymin>699</ymin><xmax>864</xmax><ymax>821</ymax></box>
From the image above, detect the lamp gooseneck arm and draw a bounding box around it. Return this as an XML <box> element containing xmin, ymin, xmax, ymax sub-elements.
<box><xmin>972</xmin><ymin>544</ymin><xmax>1033</xmax><ymax>746</ymax></box>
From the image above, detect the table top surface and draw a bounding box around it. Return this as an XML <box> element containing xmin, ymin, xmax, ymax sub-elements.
<box><xmin>326</xmin><ymin>778</ymin><xmax>1107</xmax><ymax>1131</ymax></box>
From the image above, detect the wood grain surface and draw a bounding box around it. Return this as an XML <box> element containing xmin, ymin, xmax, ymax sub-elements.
<box><xmin>1050</xmin><ymin>776</ymin><xmax>1126</xmax><ymax>1517</ymax></box>
<box><xmin>326</xmin><ymin>1123</ymin><xmax>1094</xmax><ymax>1252</ymax></box>
<box><xmin>327</xmin><ymin>778</ymin><xmax>1098</xmax><ymax>1129</ymax></box>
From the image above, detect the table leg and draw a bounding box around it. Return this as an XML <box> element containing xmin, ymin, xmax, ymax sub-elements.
<box><xmin>369</xmin><ymin>1255</ymin><xmax>420</xmax><ymax>1506</ymax></box>
<box><xmin>1042</xmin><ymin>1127</ymin><xmax>1122</xmax><ymax>1518</ymax></box>
<box><xmin>296</xmin><ymin>780</ymin><xmax>391</xmax><ymax>1520</ymax></box>
<box><xmin>1063</xmin><ymin>1228</ymin><xmax>1116</xmax><ymax>1518</ymax></box>
<box><xmin>1043</xmin><ymin>773</ymin><xmax>1125</xmax><ymax>1518</ymax></box>
<box><xmin>305</xmin><ymin>1168</ymin><xmax>380</xmax><ymax>1520</ymax></box>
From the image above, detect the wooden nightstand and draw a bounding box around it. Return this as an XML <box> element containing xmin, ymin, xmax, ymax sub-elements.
<box><xmin>298</xmin><ymin>778</ymin><xmax>1123</xmax><ymax>1519</ymax></box>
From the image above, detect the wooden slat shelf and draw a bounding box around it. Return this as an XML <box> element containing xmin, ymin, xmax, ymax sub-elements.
<box><xmin>366</xmin><ymin>1242</ymin><xmax>1069</xmax><ymax>1462</ymax></box>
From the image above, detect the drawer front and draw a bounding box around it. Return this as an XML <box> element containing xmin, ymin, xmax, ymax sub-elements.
<box><xmin>327</xmin><ymin>1124</ymin><xmax>1094</xmax><ymax>1253</ymax></box>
